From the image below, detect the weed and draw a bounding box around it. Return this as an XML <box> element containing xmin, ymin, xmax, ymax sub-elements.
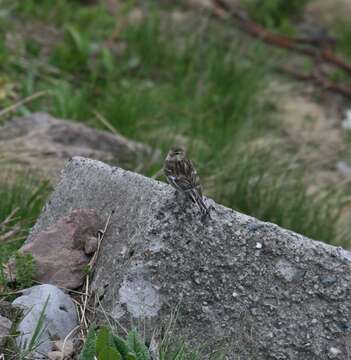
<box><xmin>0</xmin><ymin>175</ymin><xmax>48</xmax><ymax>289</ymax></box>
<box><xmin>79</xmin><ymin>326</ymin><xmax>225</xmax><ymax>360</ymax></box>
<box><xmin>79</xmin><ymin>326</ymin><xmax>97</xmax><ymax>360</ymax></box>
<box><xmin>14</xmin><ymin>252</ymin><xmax>36</xmax><ymax>289</ymax></box>
<box><xmin>242</xmin><ymin>0</ymin><xmax>312</xmax><ymax>30</ymax></box>
<box><xmin>18</xmin><ymin>296</ymin><xmax>50</xmax><ymax>359</ymax></box>
<box><xmin>79</xmin><ymin>326</ymin><xmax>150</xmax><ymax>360</ymax></box>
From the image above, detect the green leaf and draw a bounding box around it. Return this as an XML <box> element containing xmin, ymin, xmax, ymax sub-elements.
<box><xmin>15</xmin><ymin>251</ymin><xmax>36</xmax><ymax>288</ymax></box>
<box><xmin>79</xmin><ymin>326</ymin><xmax>97</xmax><ymax>360</ymax></box>
<box><xmin>127</xmin><ymin>330</ymin><xmax>150</xmax><ymax>360</ymax></box>
<box><xmin>99</xmin><ymin>346</ymin><xmax>122</xmax><ymax>360</ymax></box>
<box><xmin>65</xmin><ymin>25</ymin><xmax>84</xmax><ymax>53</ymax></box>
<box><xmin>24</xmin><ymin>295</ymin><xmax>49</xmax><ymax>355</ymax></box>
<box><xmin>96</xmin><ymin>327</ymin><xmax>110</xmax><ymax>355</ymax></box>
<box><xmin>112</xmin><ymin>334</ymin><xmax>131</xmax><ymax>357</ymax></box>
<box><xmin>101</xmin><ymin>47</ymin><xmax>115</xmax><ymax>75</ymax></box>
<box><xmin>125</xmin><ymin>353</ymin><xmax>137</xmax><ymax>360</ymax></box>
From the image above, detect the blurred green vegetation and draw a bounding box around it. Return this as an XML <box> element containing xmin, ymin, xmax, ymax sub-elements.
<box><xmin>334</xmin><ymin>20</ymin><xmax>351</xmax><ymax>61</ymax></box>
<box><xmin>0</xmin><ymin>0</ymin><xmax>350</xmax><ymax>274</ymax></box>
<box><xmin>242</xmin><ymin>0</ymin><xmax>313</xmax><ymax>31</ymax></box>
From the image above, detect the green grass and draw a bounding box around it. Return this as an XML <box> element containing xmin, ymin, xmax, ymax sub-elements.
<box><xmin>325</xmin><ymin>19</ymin><xmax>351</xmax><ymax>85</ymax></box>
<box><xmin>241</xmin><ymin>0</ymin><xmax>313</xmax><ymax>31</ymax></box>
<box><xmin>0</xmin><ymin>175</ymin><xmax>48</xmax><ymax>290</ymax></box>
<box><xmin>213</xmin><ymin>151</ymin><xmax>346</xmax><ymax>244</ymax></box>
<box><xmin>332</xmin><ymin>19</ymin><xmax>351</xmax><ymax>65</ymax></box>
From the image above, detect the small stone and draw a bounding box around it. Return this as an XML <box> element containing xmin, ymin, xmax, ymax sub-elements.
<box><xmin>329</xmin><ymin>346</ymin><xmax>342</xmax><ymax>358</ymax></box>
<box><xmin>248</xmin><ymin>223</ymin><xmax>264</xmax><ymax>232</ymax></box>
<box><xmin>255</xmin><ymin>242</ymin><xmax>263</xmax><ymax>249</ymax></box>
<box><xmin>84</xmin><ymin>236</ymin><xmax>98</xmax><ymax>255</ymax></box>
<box><xmin>275</xmin><ymin>259</ymin><xmax>305</xmax><ymax>282</ymax></box>
<box><xmin>202</xmin><ymin>306</ymin><xmax>210</xmax><ymax>313</ymax></box>
<box><xmin>251</xmin><ymin>307</ymin><xmax>259</xmax><ymax>316</ymax></box>
<box><xmin>232</xmin><ymin>291</ymin><xmax>239</xmax><ymax>298</ymax></box>
<box><xmin>320</xmin><ymin>275</ymin><xmax>337</xmax><ymax>287</ymax></box>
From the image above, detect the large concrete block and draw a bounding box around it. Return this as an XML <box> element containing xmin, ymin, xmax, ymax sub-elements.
<box><xmin>28</xmin><ymin>157</ymin><xmax>351</xmax><ymax>359</ymax></box>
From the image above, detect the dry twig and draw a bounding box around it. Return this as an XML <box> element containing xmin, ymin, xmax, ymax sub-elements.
<box><xmin>211</xmin><ymin>0</ymin><xmax>351</xmax><ymax>99</ymax></box>
<box><xmin>0</xmin><ymin>208</ymin><xmax>19</xmax><ymax>230</ymax></box>
<box><xmin>78</xmin><ymin>210</ymin><xmax>114</xmax><ymax>338</ymax></box>
<box><xmin>94</xmin><ymin>111</ymin><xmax>119</xmax><ymax>135</ymax></box>
<box><xmin>0</xmin><ymin>91</ymin><xmax>48</xmax><ymax>118</ymax></box>
<box><xmin>60</xmin><ymin>325</ymin><xmax>80</xmax><ymax>360</ymax></box>
<box><xmin>0</xmin><ymin>225</ymin><xmax>21</xmax><ymax>243</ymax></box>
<box><xmin>278</xmin><ymin>65</ymin><xmax>351</xmax><ymax>99</ymax></box>
<box><xmin>211</xmin><ymin>0</ymin><xmax>351</xmax><ymax>74</ymax></box>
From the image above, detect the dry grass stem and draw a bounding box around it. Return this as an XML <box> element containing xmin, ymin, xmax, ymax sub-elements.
<box><xmin>94</xmin><ymin>111</ymin><xmax>119</xmax><ymax>135</ymax></box>
<box><xmin>77</xmin><ymin>210</ymin><xmax>114</xmax><ymax>340</ymax></box>
<box><xmin>0</xmin><ymin>91</ymin><xmax>48</xmax><ymax>118</ymax></box>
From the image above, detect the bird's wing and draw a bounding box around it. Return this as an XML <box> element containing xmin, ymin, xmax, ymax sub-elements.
<box><xmin>164</xmin><ymin>158</ymin><xmax>202</xmax><ymax>194</ymax></box>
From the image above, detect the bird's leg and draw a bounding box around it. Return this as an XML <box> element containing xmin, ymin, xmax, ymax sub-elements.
<box><xmin>201</xmin><ymin>211</ymin><xmax>211</xmax><ymax>223</ymax></box>
<box><xmin>174</xmin><ymin>189</ymin><xmax>181</xmax><ymax>200</ymax></box>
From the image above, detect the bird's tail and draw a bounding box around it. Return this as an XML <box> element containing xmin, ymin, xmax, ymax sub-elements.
<box><xmin>187</xmin><ymin>188</ymin><xmax>209</xmax><ymax>216</ymax></box>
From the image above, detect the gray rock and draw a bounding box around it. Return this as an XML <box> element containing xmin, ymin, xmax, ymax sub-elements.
<box><xmin>0</xmin><ymin>112</ymin><xmax>158</xmax><ymax>177</ymax></box>
<box><xmin>0</xmin><ymin>314</ymin><xmax>12</xmax><ymax>349</ymax></box>
<box><xmin>13</xmin><ymin>284</ymin><xmax>78</xmax><ymax>358</ymax></box>
<box><xmin>28</xmin><ymin>157</ymin><xmax>351</xmax><ymax>360</ymax></box>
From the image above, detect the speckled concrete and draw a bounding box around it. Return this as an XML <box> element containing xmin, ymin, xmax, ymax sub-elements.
<box><xmin>28</xmin><ymin>157</ymin><xmax>351</xmax><ymax>360</ymax></box>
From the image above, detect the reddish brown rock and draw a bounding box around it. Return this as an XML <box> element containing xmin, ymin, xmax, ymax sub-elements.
<box><xmin>19</xmin><ymin>209</ymin><xmax>99</xmax><ymax>289</ymax></box>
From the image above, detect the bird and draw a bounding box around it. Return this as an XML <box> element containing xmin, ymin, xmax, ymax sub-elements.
<box><xmin>163</xmin><ymin>146</ymin><xmax>209</xmax><ymax>216</ymax></box>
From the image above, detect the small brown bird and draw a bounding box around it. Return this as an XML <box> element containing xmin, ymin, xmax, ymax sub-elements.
<box><xmin>163</xmin><ymin>146</ymin><xmax>209</xmax><ymax>215</ymax></box>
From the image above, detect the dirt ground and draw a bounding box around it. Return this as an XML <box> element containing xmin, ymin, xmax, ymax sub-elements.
<box><xmin>305</xmin><ymin>0</ymin><xmax>351</xmax><ymax>25</ymax></box>
<box><xmin>275</xmin><ymin>82</ymin><xmax>345</xmax><ymax>188</ymax></box>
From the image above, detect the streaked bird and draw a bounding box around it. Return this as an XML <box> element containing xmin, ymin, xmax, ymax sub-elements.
<box><xmin>163</xmin><ymin>146</ymin><xmax>209</xmax><ymax>216</ymax></box>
